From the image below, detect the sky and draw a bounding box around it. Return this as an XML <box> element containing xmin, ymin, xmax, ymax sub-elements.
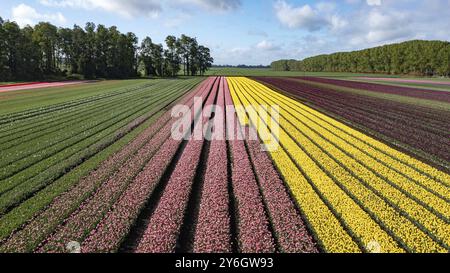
<box><xmin>1</xmin><ymin>0</ymin><xmax>450</xmax><ymax>65</ymax></box>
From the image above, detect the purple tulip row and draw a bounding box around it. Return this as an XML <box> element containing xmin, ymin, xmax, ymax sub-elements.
<box><xmin>245</xmin><ymin>129</ymin><xmax>319</xmax><ymax>253</ymax></box>
<box><xmin>193</xmin><ymin>78</ymin><xmax>232</xmax><ymax>253</ymax></box>
<box><xmin>225</xmin><ymin>91</ymin><xmax>276</xmax><ymax>253</ymax></box>
<box><xmin>135</xmin><ymin>78</ymin><xmax>220</xmax><ymax>253</ymax></box>
<box><xmin>80</xmin><ymin>78</ymin><xmax>216</xmax><ymax>253</ymax></box>
<box><xmin>257</xmin><ymin>77</ymin><xmax>450</xmax><ymax>131</ymax></box>
<box><xmin>255</xmin><ymin>77</ymin><xmax>450</xmax><ymax>162</ymax></box>
<box><xmin>223</xmin><ymin>83</ymin><xmax>317</xmax><ymax>253</ymax></box>
<box><xmin>300</xmin><ymin>76</ymin><xmax>450</xmax><ymax>103</ymax></box>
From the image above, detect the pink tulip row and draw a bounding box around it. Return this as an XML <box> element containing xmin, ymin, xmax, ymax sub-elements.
<box><xmin>80</xmin><ymin>78</ymin><xmax>217</xmax><ymax>252</ymax></box>
<box><xmin>224</xmin><ymin>86</ymin><xmax>276</xmax><ymax>253</ymax></box>
<box><xmin>135</xmin><ymin>77</ymin><xmax>220</xmax><ymax>253</ymax></box>
<box><xmin>245</xmin><ymin>128</ymin><xmax>318</xmax><ymax>253</ymax></box>
<box><xmin>36</xmin><ymin>79</ymin><xmax>214</xmax><ymax>253</ymax></box>
<box><xmin>0</xmin><ymin>85</ymin><xmax>201</xmax><ymax>252</ymax></box>
<box><xmin>11</xmin><ymin>78</ymin><xmax>211</xmax><ymax>252</ymax></box>
<box><xmin>35</xmin><ymin>125</ymin><xmax>178</xmax><ymax>252</ymax></box>
<box><xmin>193</xmin><ymin>77</ymin><xmax>232</xmax><ymax>253</ymax></box>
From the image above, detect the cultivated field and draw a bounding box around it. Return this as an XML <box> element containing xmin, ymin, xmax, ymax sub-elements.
<box><xmin>206</xmin><ymin>68</ymin><xmax>400</xmax><ymax>77</ymax></box>
<box><xmin>0</xmin><ymin>75</ymin><xmax>448</xmax><ymax>253</ymax></box>
<box><xmin>229</xmin><ymin>77</ymin><xmax>449</xmax><ymax>253</ymax></box>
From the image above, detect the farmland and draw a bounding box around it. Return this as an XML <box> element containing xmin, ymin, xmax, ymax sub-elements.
<box><xmin>228</xmin><ymin>77</ymin><xmax>449</xmax><ymax>253</ymax></box>
<box><xmin>0</xmin><ymin>74</ymin><xmax>449</xmax><ymax>253</ymax></box>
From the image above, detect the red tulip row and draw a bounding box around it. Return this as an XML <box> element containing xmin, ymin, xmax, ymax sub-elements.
<box><xmin>135</xmin><ymin>78</ymin><xmax>220</xmax><ymax>253</ymax></box>
<box><xmin>300</xmin><ymin>76</ymin><xmax>450</xmax><ymax>103</ymax></box>
<box><xmin>80</xmin><ymin>78</ymin><xmax>217</xmax><ymax>252</ymax></box>
<box><xmin>193</xmin><ymin>77</ymin><xmax>232</xmax><ymax>253</ymax></box>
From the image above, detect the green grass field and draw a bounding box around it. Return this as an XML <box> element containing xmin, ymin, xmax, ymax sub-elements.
<box><xmin>0</xmin><ymin>78</ymin><xmax>203</xmax><ymax>240</ymax></box>
<box><xmin>206</xmin><ymin>67</ymin><xmax>450</xmax><ymax>80</ymax></box>
<box><xmin>205</xmin><ymin>67</ymin><xmax>393</xmax><ymax>77</ymax></box>
<box><xmin>0</xmin><ymin>80</ymin><xmax>158</xmax><ymax>115</ymax></box>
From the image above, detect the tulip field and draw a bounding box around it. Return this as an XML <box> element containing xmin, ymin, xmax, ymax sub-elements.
<box><xmin>0</xmin><ymin>75</ymin><xmax>448</xmax><ymax>253</ymax></box>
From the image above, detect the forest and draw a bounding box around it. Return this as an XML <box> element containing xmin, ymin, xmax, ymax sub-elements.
<box><xmin>0</xmin><ymin>18</ymin><xmax>213</xmax><ymax>81</ymax></box>
<box><xmin>271</xmin><ymin>40</ymin><xmax>450</xmax><ymax>76</ymax></box>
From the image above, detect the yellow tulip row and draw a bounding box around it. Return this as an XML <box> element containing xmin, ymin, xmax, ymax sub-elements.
<box><xmin>243</xmin><ymin>79</ymin><xmax>450</xmax><ymax>227</ymax></box>
<box><xmin>246</xmin><ymin>80</ymin><xmax>450</xmax><ymax>250</ymax></box>
<box><xmin>237</xmin><ymin>78</ymin><xmax>449</xmax><ymax>252</ymax></box>
<box><xmin>237</xmin><ymin>78</ymin><xmax>450</xmax><ymax>241</ymax></box>
<box><xmin>227</xmin><ymin>77</ymin><xmax>450</xmax><ymax>253</ymax></box>
<box><xmin>227</xmin><ymin>78</ymin><xmax>361</xmax><ymax>253</ymax></box>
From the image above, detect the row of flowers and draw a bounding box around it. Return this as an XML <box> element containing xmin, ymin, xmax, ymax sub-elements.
<box><xmin>193</xmin><ymin>78</ymin><xmax>232</xmax><ymax>253</ymax></box>
<box><xmin>0</xmin><ymin>85</ymin><xmax>192</xmax><ymax>217</ymax></box>
<box><xmin>254</xmin><ymin>77</ymin><xmax>450</xmax><ymax>162</ymax></box>
<box><xmin>0</xmin><ymin>79</ymin><xmax>204</xmax><ymax>252</ymax></box>
<box><xmin>227</xmin><ymin>77</ymin><xmax>360</xmax><ymax>253</ymax></box>
<box><xmin>81</xmin><ymin>78</ymin><xmax>213</xmax><ymax>253</ymax></box>
<box><xmin>224</xmin><ymin>81</ymin><xmax>318</xmax><ymax>253</ymax></box>
<box><xmin>135</xmin><ymin>77</ymin><xmax>219</xmax><ymax>253</ymax></box>
<box><xmin>300</xmin><ymin>76</ymin><xmax>450</xmax><ymax>104</ymax></box>
<box><xmin>230</xmin><ymin>77</ymin><xmax>450</xmax><ymax>253</ymax></box>
<box><xmin>250</xmin><ymin>82</ymin><xmax>447</xmax><ymax>252</ymax></box>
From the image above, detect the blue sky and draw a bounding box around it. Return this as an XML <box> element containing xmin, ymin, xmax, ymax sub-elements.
<box><xmin>1</xmin><ymin>0</ymin><xmax>450</xmax><ymax>65</ymax></box>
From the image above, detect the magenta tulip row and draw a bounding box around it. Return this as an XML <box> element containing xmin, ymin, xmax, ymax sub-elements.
<box><xmin>135</xmin><ymin>78</ymin><xmax>220</xmax><ymax>253</ymax></box>
<box><xmin>225</xmin><ymin>86</ymin><xmax>276</xmax><ymax>253</ymax></box>
<box><xmin>193</xmin><ymin>78</ymin><xmax>232</xmax><ymax>253</ymax></box>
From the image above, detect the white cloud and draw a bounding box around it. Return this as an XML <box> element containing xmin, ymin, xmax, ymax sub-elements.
<box><xmin>272</xmin><ymin>0</ymin><xmax>450</xmax><ymax>63</ymax></box>
<box><xmin>256</xmin><ymin>40</ymin><xmax>279</xmax><ymax>51</ymax></box>
<box><xmin>175</xmin><ymin>0</ymin><xmax>241</xmax><ymax>12</ymax></box>
<box><xmin>40</xmin><ymin>0</ymin><xmax>161</xmax><ymax>18</ymax></box>
<box><xmin>274</xmin><ymin>1</ymin><xmax>328</xmax><ymax>31</ymax></box>
<box><xmin>274</xmin><ymin>1</ymin><xmax>347</xmax><ymax>32</ymax></box>
<box><xmin>12</xmin><ymin>3</ymin><xmax>67</xmax><ymax>27</ymax></box>
<box><xmin>367</xmin><ymin>0</ymin><xmax>382</xmax><ymax>6</ymax></box>
<box><xmin>39</xmin><ymin>0</ymin><xmax>240</xmax><ymax>18</ymax></box>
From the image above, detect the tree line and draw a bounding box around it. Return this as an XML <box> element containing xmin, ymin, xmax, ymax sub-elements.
<box><xmin>271</xmin><ymin>40</ymin><xmax>450</xmax><ymax>77</ymax></box>
<box><xmin>0</xmin><ymin>17</ymin><xmax>213</xmax><ymax>81</ymax></box>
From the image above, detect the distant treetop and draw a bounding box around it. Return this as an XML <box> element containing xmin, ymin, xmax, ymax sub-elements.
<box><xmin>271</xmin><ymin>40</ymin><xmax>450</xmax><ymax>77</ymax></box>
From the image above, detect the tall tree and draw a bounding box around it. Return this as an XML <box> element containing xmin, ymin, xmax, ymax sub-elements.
<box><xmin>140</xmin><ymin>37</ymin><xmax>154</xmax><ymax>77</ymax></box>
<box><xmin>165</xmin><ymin>35</ymin><xmax>181</xmax><ymax>76</ymax></box>
<box><xmin>151</xmin><ymin>43</ymin><xmax>164</xmax><ymax>76</ymax></box>
<box><xmin>33</xmin><ymin>22</ymin><xmax>58</xmax><ymax>74</ymax></box>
